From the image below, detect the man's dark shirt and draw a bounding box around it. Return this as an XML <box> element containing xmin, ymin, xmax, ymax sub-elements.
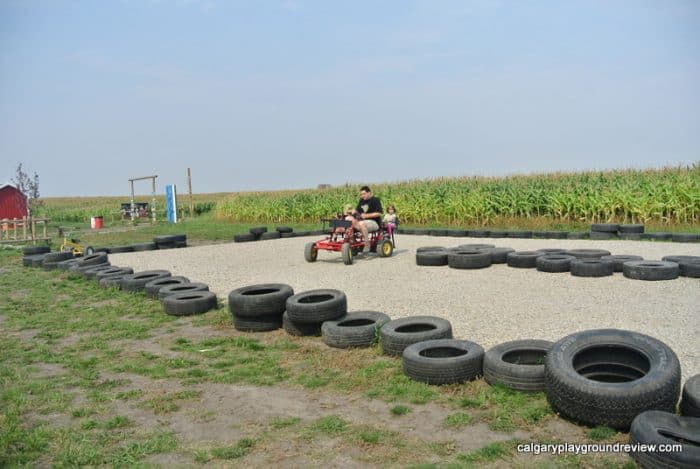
<box><xmin>356</xmin><ymin>196</ymin><xmax>383</xmax><ymax>224</ymax></box>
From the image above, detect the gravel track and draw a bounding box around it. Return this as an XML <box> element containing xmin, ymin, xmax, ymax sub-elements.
<box><xmin>111</xmin><ymin>236</ymin><xmax>700</xmax><ymax>382</ymax></box>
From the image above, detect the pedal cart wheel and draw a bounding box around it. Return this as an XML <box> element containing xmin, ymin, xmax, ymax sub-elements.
<box><xmin>84</xmin><ymin>246</ymin><xmax>95</xmax><ymax>256</ymax></box>
<box><xmin>341</xmin><ymin>243</ymin><xmax>353</xmax><ymax>265</ymax></box>
<box><xmin>304</xmin><ymin>242</ymin><xmax>318</xmax><ymax>263</ymax></box>
<box><xmin>378</xmin><ymin>239</ymin><xmax>393</xmax><ymax>258</ymax></box>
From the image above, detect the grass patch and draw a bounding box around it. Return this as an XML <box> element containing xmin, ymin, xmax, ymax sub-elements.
<box><xmin>142</xmin><ymin>390</ymin><xmax>202</xmax><ymax>414</ymax></box>
<box><xmin>456</xmin><ymin>440</ymin><xmax>518</xmax><ymax>465</ymax></box>
<box><xmin>211</xmin><ymin>438</ymin><xmax>255</xmax><ymax>460</ymax></box>
<box><xmin>588</xmin><ymin>425</ymin><xmax>617</xmax><ymax>441</ymax></box>
<box><xmin>270</xmin><ymin>416</ymin><xmax>301</xmax><ymax>429</ymax></box>
<box><xmin>443</xmin><ymin>412</ymin><xmax>474</xmax><ymax>428</ymax></box>
<box><xmin>390</xmin><ymin>405</ymin><xmax>411</xmax><ymax>416</ymax></box>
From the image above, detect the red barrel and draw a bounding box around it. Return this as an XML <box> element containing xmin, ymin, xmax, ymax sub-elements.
<box><xmin>90</xmin><ymin>216</ymin><xmax>104</xmax><ymax>229</ymax></box>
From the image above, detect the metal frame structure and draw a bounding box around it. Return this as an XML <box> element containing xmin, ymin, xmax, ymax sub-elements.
<box><xmin>128</xmin><ymin>175</ymin><xmax>158</xmax><ymax>223</ymax></box>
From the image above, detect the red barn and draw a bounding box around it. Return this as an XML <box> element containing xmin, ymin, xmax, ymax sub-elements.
<box><xmin>0</xmin><ymin>183</ymin><xmax>28</xmax><ymax>220</ymax></box>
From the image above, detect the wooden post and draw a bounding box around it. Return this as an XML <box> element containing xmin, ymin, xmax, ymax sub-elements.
<box><xmin>22</xmin><ymin>216</ymin><xmax>26</xmax><ymax>240</ymax></box>
<box><xmin>42</xmin><ymin>219</ymin><xmax>47</xmax><ymax>240</ymax></box>
<box><xmin>130</xmin><ymin>180</ymin><xmax>136</xmax><ymax>222</ymax></box>
<box><xmin>188</xmin><ymin>167</ymin><xmax>194</xmax><ymax>218</ymax></box>
<box><xmin>152</xmin><ymin>177</ymin><xmax>157</xmax><ymax>224</ymax></box>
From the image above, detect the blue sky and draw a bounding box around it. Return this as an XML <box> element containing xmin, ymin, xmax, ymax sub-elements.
<box><xmin>1</xmin><ymin>0</ymin><xmax>699</xmax><ymax>197</ymax></box>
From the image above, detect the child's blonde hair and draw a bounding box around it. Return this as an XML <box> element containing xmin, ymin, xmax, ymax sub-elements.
<box><xmin>343</xmin><ymin>204</ymin><xmax>354</xmax><ymax>215</ymax></box>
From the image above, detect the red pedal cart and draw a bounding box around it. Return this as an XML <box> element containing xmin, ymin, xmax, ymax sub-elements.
<box><xmin>304</xmin><ymin>219</ymin><xmax>395</xmax><ymax>265</ymax></box>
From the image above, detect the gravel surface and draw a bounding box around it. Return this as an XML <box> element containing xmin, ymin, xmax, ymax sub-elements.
<box><xmin>111</xmin><ymin>236</ymin><xmax>700</xmax><ymax>382</ymax></box>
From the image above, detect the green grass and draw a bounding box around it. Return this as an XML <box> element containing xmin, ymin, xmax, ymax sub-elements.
<box><xmin>0</xmin><ymin>249</ymin><xmax>634</xmax><ymax>467</ymax></box>
<box><xmin>588</xmin><ymin>425</ymin><xmax>617</xmax><ymax>441</ymax></box>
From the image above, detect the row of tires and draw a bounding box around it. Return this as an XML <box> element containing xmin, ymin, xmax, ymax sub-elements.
<box><xmin>416</xmin><ymin>245</ymin><xmax>700</xmax><ymax>279</ymax></box>
<box><xmin>18</xmin><ymin>255</ymin><xmax>700</xmax><ymax>465</ymax></box>
<box><xmin>225</xmin><ymin>283</ymin><xmax>700</xmax><ymax>434</ymax></box>
<box><xmin>21</xmin><ymin>234</ymin><xmax>188</xmax><ymax>257</ymax></box>
<box><xmin>234</xmin><ymin>226</ymin><xmax>325</xmax><ymax>243</ymax></box>
<box><xmin>22</xmin><ymin>251</ymin><xmax>218</xmax><ymax>316</ymax></box>
<box><xmin>399</xmin><ymin>227</ymin><xmax>700</xmax><ymax>243</ymax></box>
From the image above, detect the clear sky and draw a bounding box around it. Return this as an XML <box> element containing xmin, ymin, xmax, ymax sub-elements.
<box><xmin>1</xmin><ymin>0</ymin><xmax>699</xmax><ymax>197</ymax></box>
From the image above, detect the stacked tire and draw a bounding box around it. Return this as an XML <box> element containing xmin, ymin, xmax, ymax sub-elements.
<box><xmin>283</xmin><ymin>289</ymin><xmax>346</xmax><ymax>336</ymax></box>
<box><xmin>228</xmin><ymin>284</ymin><xmax>294</xmax><ymax>332</ymax></box>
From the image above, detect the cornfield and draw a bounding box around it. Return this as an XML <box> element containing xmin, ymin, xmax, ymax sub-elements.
<box><xmin>214</xmin><ymin>165</ymin><xmax>700</xmax><ymax>226</ymax></box>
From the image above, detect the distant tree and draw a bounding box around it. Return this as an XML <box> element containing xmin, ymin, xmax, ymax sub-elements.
<box><xmin>12</xmin><ymin>163</ymin><xmax>43</xmax><ymax>213</ymax></box>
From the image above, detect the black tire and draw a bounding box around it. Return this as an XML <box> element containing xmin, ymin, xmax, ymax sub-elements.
<box><xmin>680</xmin><ymin>375</ymin><xmax>700</xmax><ymax>418</ymax></box>
<box><xmin>228</xmin><ymin>284</ymin><xmax>293</xmax><ymax>318</ymax></box>
<box><xmin>110</xmin><ymin>245</ymin><xmax>135</xmax><ymax>253</ymax></box>
<box><xmin>599</xmin><ymin>255</ymin><xmax>644</xmax><ymax>272</ymax></box>
<box><xmin>417</xmin><ymin>246</ymin><xmax>447</xmax><ymax>252</ymax></box>
<box><xmin>156</xmin><ymin>241</ymin><xmax>177</xmax><ymax>250</ymax></box>
<box><xmin>661</xmin><ymin>255</ymin><xmax>700</xmax><ymax>264</ymax></box>
<box><xmin>158</xmin><ymin>282</ymin><xmax>209</xmax><ymax>301</ymax></box>
<box><xmin>429</xmin><ymin>229</ymin><xmax>448</xmax><ymax>237</ymax></box>
<box><xmin>99</xmin><ymin>274</ymin><xmax>129</xmax><ymax>289</ymax></box>
<box><xmin>457</xmin><ymin>243</ymin><xmax>495</xmax><ymax>250</ymax></box>
<box><xmin>566</xmin><ymin>249</ymin><xmax>611</xmax><ymax>259</ymax></box>
<box><xmin>678</xmin><ymin>259</ymin><xmax>700</xmax><ymax>278</ymax></box>
<box><xmin>57</xmin><ymin>258</ymin><xmax>81</xmax><ymax>270</ymax></box>
<box><xmin>23</xmin><ymin>254</ymin><xmax>45</xmax><ymax>267</ymax></box>
<box><xmin>282</xmin><ymin>311</ymin><xmax>321</xmax><ymax>336</ymax></box>
<box><xmin>589</xmin><ymin>231</ymin><xmax>618</xmax><ymax>240</ymax></box>
<box><xmin>83</xmin><ymin>264</ymin><xmax>116</xmax><ymax>280</ymax></box>
<box><xmin>570</xmin><ymin>259</ymin><xmax>614</xmax><ymax>277</ymax></box>
<box><xmin>619</xmin><ymin>224</ymin><xmax>644</xmax><ymax>234</ymax></box>
<box><xmin>447</xmin><ymin>229</ymin><xmax>468</xmax><ymax>237</ymax></box>
<box><xmin>380</xmin><ymin>316</ymin><xmax>453</xmax><ymax>357</ymax></box>
<box><xmin>645</xmin><ymin>232</ymin><xmax>673</xmax><ymax>241</ymax></box>
<box><xmin>623</xmin><ymin>261</ymin><xmax>679</xmax><ymax>281</ymax></box>
<box><xmin>672</xmin><ymin>233</ymin><xmax>700</xmax><ymax>243</ymax></box>
<box><xmin>43</xmin><ymin>251</ymin><xmax>74</xmax><ymax>263</ymax></box>
<box><xmin>286</xmin><ymin>289</ymin><xmax>346</xmax><ymax>324</ymax></box>
<box><xmin>533</xmin><ymin>231</ymin><xmax>549</xmax><ymax>239</ymax></box>
<box><xmin>535</xmin><ymin>248</ymin><xmax>569</xmax><ymax>256</ymax></box>
<box><xmin>489</xmin><ymin>231</ymin><xmax>507</xmax><ymax>238</ymax></box>
<box><xmin>153</xmin><ymin>234</ymin><xmax>186</xmax><ymax>243</ymax></box>
<box><xmin>536</xmin><ymin>255</ymin><xmax>576</xmax><ymax>273</ymax></box>
<box><xmin>469</xmin><ymin>230</ymin><xmax>490</xmax><ymax>238</ymax></box>
<box><xmin>591</xmin><ymin>223</ymin><xmax>620</xmax><ymax>233</ymax></box>
<box><xmin>96</xmin><ymin>267</ymin><xmax>134</xmax><ymax>280</ymax></box>
<box><xmin>233</xmin><ymin>233</ymin><xmax>256</xmax><ymax>243</ymax></box>
<box><xmin>321</xmin><ymin>311</ymin><xmax>391</xmax><ymax>349</ymax></box>
<box><xmin>84</xmin><ymin>246</ymin><xmax>95</xmax><ymax>256</ymax></box>
<box><xmin>620</xmin><ymin>233</ymin><xmax>642</xmax><ymax>241</ymax></box>
<box><xmin>75</xmin><ymin>252</ymin><xmax>109</xmax><ymax>267</ymax></box>
<box><xmin>544</xmin><ymin>328</ymin><xmax>681</xmax><ymax>430</ymax></box>
<box><xmin>416</xmin><ymin>251</ymin><xmax>448</xmax><ymax>266</ymax></box>
<box><xmin>130</xmin><ymin>243</ymin><xmax>157</xmax><ymax>251</ymax></box>
<box><xmin>480</xmin><ymin>247</ymin><xmax>515</xmax><ymax>264</ymax></box>
<box><xmin>232</xmin><ymin>313</ymin><xmax>282</xmax><ymax>332</ymax></box>
<box><xmin>629</xmin><ymin>411</ymin><xmax>700</xmax><ymax>468</ymax></box>
<box><xmin>175</xmin><ymin>240</ymin><xmax>187</xmax><ymax>248</ymax></box>
<box><xmin>163</xmin><ymin>291</ymin><xmax>218</xmax><ymax>316</ymax></box>
<box><xmin>276</xmin><ymin>226</ymin><xmax>293</xmax><ymax>233</ymax></box>
<box><xmin>304</xmin><ymin>242</ymin><xmax>318</xmax><ymax>262</ymax></box>
<box><xmin>484</xmin><ymin>340</ymin><xmax>554</xmax><ymax>392</ymax></box>
<box><xmin>508</xmin><ymin>231</ymin><xmax>533</xmax><ymax>239</ymax></box>
<box><xmin>280</xmin><ymin>232</ymin><xmax>297</xmax><ymax>239</ymax></box>
<box><xmin>447</xmin><ymin>250</ymin><xmax>492</xmax><ymax>269</ymax></box>
<box><xmin>567</xmin><ymin>232</ymin><xmax>588</xmax><ymax>240</ymax></box>
<box><xmin>402</xmin><ymin>339</ymin><xmax>484</xmax><ymax>385</ymax></box>
<box><xmin>75</xmin><ymin>262</ymin><xmax>110</xmax><ymax>277</ymax></box>
<box><xmin>93</xmin><ymin>247</ymin><xmax>111</xmax><ymax>254</ymax></box>
<box><xmin>260</xmin><ymin>231</ymin><xmax>281</xmax><ymax>240</ymax></box>
<box><xmin>121</xmin><ymin>270</ymin><xmax>172</xmax><ymax>292</ymax></box>
<box><xmin>249</xmin><ymin>226</ymin><xmax>268</xmax><ymax>236</ymax></box>
<box><xmin>296</xmin><ymin>231</ymin><xmax>311</xmax><ymax>237</ymax></box>
<box><xmin>22</xmin><ymin>245</ymin><xmax>50</xmax><ymax>255</ymax></box>
<box><xmin>341</xmin><ymin>243</ymin><xmax>353</xmax><ymax>265</ymax></box>
<box><xmin>377</xmin><ymin>239</ymin><xmax>393</xmax><ymax>258</ymax></box>
<box><xmin>547</xmin><ymin>231</ymin><xmax>569</xmax><ymax>239</ymax></box>
<box><xmin>143</xmin><ymin>276</ymin><xmax>190</xmax><ymax>298</ymax></box>
<box><xmin>413</xmin><ymin>229</ymin><xmax>430</xmax><ymax>235</ymax></box>
<box><xmin>506</xmin><ymin>251</ymin><xmax>543</xmax><ymax>268</ymax></box>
